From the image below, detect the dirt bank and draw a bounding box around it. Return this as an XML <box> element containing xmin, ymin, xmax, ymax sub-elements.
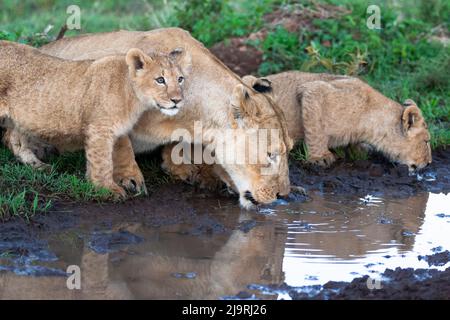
<box><xmin>289</xmin><ymin>257</ymin><xmax>450</xmax><ymax>299</ymax></box>
<box><xmin>236</xmin><ymin>250</ymin><xmax>450</xmax><ymax>300</ymax></box>
<box><xmin>289</xmin><ymin>148</ymin><xmax>450</xmax><ymax>198</ymax></box>
<box><xmin>210</xmin><ymin>3</ymin><xmax>350</xmax><ymax>76</ymax></box>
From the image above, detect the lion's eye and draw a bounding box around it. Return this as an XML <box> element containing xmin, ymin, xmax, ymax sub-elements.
<box><xmin>178</xmin><ymin>76</ymin><xmax>184</xmax><ymax>84</ymax></box>
<box><xmin>156</xmin><ymin>77</ymin><xmax>165</xmax><ymax>84</ymax></box>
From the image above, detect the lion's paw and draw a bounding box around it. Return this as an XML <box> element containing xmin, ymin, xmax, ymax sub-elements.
<box><xmin>108</xmin><ymin>183</ymin><xmax>128</xmax><ymax>200</ymax></box>
<box><xmin>117</xmin><ymin>173</ymin><xmax>148</xmax><ymax>196</ymax></box>
<box><xmin>308</xmin><ymin>152</ymin><xmax>336</xmax><ymax>167</ymax></box>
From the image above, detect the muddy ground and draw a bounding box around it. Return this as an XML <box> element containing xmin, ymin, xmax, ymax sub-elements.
<box><xmin>307</xmin><ymin>265</ymin><xmax>450</xmax><ymax>299</ymax></box>
<box><xmin>0</xmin><ymin>148</ymin><xmax>449</xmax><ymax>299</ymax></box>
<box><xmin>250</xmin><ymin>256</ymin><xmax>450</xmax><ymax>299</ymax></box>
<box><xmin>290</xmin><ymin>148</ymin><xmax>450</xmax><ymax>198</ymax></box>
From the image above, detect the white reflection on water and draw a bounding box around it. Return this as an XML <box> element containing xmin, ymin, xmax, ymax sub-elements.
<box><xmin>282</xmin><ymin>193</ymin><xmax>450</xmax><ymax>287</ymax></box>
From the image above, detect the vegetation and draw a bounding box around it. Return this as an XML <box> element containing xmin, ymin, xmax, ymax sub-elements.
<box><xmin>0</xmin><ymin>146</ymin><xmax>110</xmax><ymax>220</ymax></box>
<box><xmin>0</xmin><ymin>0</ymin><xmax>448</xmax><ymax>219</ymax></box>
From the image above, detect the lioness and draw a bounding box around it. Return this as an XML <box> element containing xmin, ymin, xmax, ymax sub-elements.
<box><xmin>161</xmin><ymin>71</ymin><xmax>432</xmax><ymax>189</ymax></box>
<box><xmin>1</xmin><ymin>28</ymin><xmax>293</xmax><ymax>209</ymax></box>
<box><xmin>0</xmin><ymin>40</ymin><xmax>188</xmax><ymax>197</ymax></box>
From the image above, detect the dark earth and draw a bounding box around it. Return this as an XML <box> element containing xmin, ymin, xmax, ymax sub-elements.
<box><xmin>0</xmin><ymin>148</ymin><xmax>449</xmax><ymax>299</ymax></box>
<box><xmin>290</xmin><ymin>148</ymin><xmax>450</xmax><ymax>198</ymax></box>
<box><xmin>244</xmin><ymin>261</ymin><xmax>450</xmax><ymax>300</ymax></box>
<box><xmin>210</xmin><ymin>3</ymin><xmax>351</xmax><ymax>76</ymax></box>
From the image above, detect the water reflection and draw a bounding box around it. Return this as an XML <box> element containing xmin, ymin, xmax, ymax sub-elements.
<box><xmin>0</xmin><ymin>192</ymin><xmax>449</xmax><ymax>299</ymax></box>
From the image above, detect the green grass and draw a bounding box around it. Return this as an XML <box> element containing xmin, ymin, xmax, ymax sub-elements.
<box><xmin>0</xmin><ymin>142</ymin><xmax>171</xmax><ymax>221</ymax></box>
<box><xmin>290</xmin><ymin>141</ymin><xmax>310</xmax><ymax>162</ymax></box>
<box><xmin>173</xmin><ymin>0</ymin><xmax>279</xmax><ymax>47</ymax></box>
<box><xmin>0</xmin><ymin>0</ymin><xmax>177</xmax><ymax>46</ymax></box>
<box><xmin>0</xmin><ymin>0</ymin><xmax>448</xmax><ymax>218</ymax></box>
<box><xmin>334</xmin><ymin>145</ymin><xmax>369</xmax><ymax>162</ymax></box>
<box><xmin>290</xmin><ymin>142</ymin><xmax>369</xmax><ymax>164</ymax></box>
<box><xmin>0</xmin><ymin>146</ymin><xmax>114</xmax><ymax>221</ymax></box>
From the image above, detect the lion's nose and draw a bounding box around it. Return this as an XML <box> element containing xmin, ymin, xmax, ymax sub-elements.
<box><xmin>171</xmin><ymin>98</ymin><xmax>182</xmax><ymax>105</ymax></box>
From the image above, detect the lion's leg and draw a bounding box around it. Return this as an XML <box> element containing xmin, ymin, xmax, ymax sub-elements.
<box><xmin>0</xmin><ymin>100</ymin><xmax>8</xmax><ymax>119</ymax></box>
<box><xmin>161</xmin><ymin>143</ymin><xmax>199</xmax><ymax>183</ymax></box>
<box><xmin>197</xmin><ymin>164</ymin><xmax>226</xmax><ymax>190</ymax></box>
<box><xmin>27</xmin><ymin>135</ymin><xmax>59</xmax><ymax>160</ymax></box>
<box><xmin>112</xmin><ymin>136</ymin><xmax>147</xmax><ymax>195</ymax></box>
<box><xmin>300</xmin><ymin>82</ymin><xmax>336</xmax><ymax>167</ymax></box>
<box><xmin>211</xmin><ymin>164</ymin><xmax>235</xmax><ymax>191</ymax></box>
<box><xmin>161</xmin><ymin>143</ymin><xmax>225</xmax><ymax>190</ymax></box>
<box><xmin>85</xmin><ymin>127</ymin><xmax>126</xmax><ymax>198</ymax></box>
<box><xmin>3</xmin><ymin>128</ymin><xmax>51</xmax><ymax>170</ymax></box>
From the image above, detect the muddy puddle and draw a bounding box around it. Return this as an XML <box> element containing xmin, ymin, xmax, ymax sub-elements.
<box><xmin>0</xmin><ymin>184</ymin><xmax>449</xmax><ymax>299</ymax></box>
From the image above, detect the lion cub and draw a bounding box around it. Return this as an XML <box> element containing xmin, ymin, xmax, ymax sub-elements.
<box><xmin>0</xmin><ymin>41</ymin><xmax>187</xmax><ymax>197</ymax></box>
<box><xmin>161</xmin><ymin>72</ymin><xmax>433</xmax><ymax>191</ymax></box>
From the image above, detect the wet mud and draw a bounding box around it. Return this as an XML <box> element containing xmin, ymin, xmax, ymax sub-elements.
<box><xmin>289</xmin><ymin>263</ymin><xmax>450</xmax><ymax>300</ymax></box>
<box><xmin>418</xmin><ymin>251</ymin><xmax>450</xmax><ymax>267</ymax></box>
<box><xmin>0</xmin><ymin>149</ymin><xmax>449</xmax><ymax>299</ymax></box>
<box><xmin>290</xmin><ymin>148</ymin><xmax>450</xmax><ymax>198</ymax></box>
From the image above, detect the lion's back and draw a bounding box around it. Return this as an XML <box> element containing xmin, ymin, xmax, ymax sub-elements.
<box><xmin>40</xmin><ymin>28</ymin><xmax>195</xmax><ymax>60</ymax></box>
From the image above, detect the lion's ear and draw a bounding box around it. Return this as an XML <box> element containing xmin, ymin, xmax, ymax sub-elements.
<box><xmin>169</xmin><ymin>47</ymin><xmax>192</xmax><ymax>76</ymax></box>
<box><xmin>242</xmin><ymin>75</ymin><xmax>257</xmax><ymax>87</ymax></box>
<box><xmin>231</xmin><ymin>84</ymin><xmax>260</xmax><ymax>120</ymax></box>
<box><xmin>126</xmin><ymin>48</ymin><xmax>153</xmax><ymax>77</ymax></box>
<box><xmin>242</xmin><ymin>75</ymin><xmax>272</xmax><ymax>94</ymax></box>
<box><xmin>402</xmin><ymin>103</ymin><xmax>422</xmax><ymax>134</ymax></box>
<box><xmin>402</xmin><ymin>99</ymin><xmax>417</xmax><ymax>107</ymax></box>
<box><xmin>253</xmin><ymin>78</ymin><xmax>272</xmax><ymax>94</ymax></box>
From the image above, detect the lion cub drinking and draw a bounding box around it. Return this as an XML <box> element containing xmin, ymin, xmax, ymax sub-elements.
<box><xmin>243</xmin><ymin>72</ymin><xmax>432</xmax><ymax>171</ymax></box>
<box><xmin>0</xmin><ymin>41</ymin><xmax>187</xmax><ymax>197</ymax></box>
<box><xmin>161</xmin><ymin>71</ymin><xmax>432</xmax><ymax>191</ymax></box>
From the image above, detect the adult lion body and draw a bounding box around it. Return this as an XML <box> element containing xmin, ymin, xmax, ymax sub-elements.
<box><xmin>2</xmin><ymin>28</ymin><xmax>293</xmax><ymax>208</ymax></box>
<box><xmin>161</xmin><ymin>71</ymin><xmax>432</xmax><ymax>189</ymax></box>
<box><xmin>0</xmin><ymin>41</ymin><xmax>187</xmax><ymax>196</ymax></box>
